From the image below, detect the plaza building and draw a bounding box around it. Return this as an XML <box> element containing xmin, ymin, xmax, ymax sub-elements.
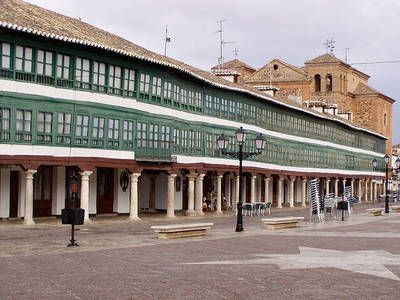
<box><xmin>213</xmin><ymin>55</ymin><xmax>395</xmax><ymax>154</ymax></box>
<box><xmin>0</xmin><ymin>0</ymin><xmax>386</xmax><ymax>223</ymax></box>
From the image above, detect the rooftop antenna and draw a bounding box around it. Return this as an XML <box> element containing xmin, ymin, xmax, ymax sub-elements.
<box><xmin>323</xmin><ymin>38</ymin><xmax>336</xmax><ymax>55</ymax></box>
<box><xmin>215</xmin><ymin>19</ymin><xmax>234</xmax><ymax>69</ymax></box>
<box><xmin>344</xmin><ymin>47</ymin><xmax>350</xmax><ymax>63</ymax></box>
<box><xmin>164</xmin><ymin>25</ymin><xmax>171</xmax><ymax>56</ymax></box>
<box><xmin>233</xmin><ymin>48</ymin><xmax>239</xmax><ymax>59</ymax></box>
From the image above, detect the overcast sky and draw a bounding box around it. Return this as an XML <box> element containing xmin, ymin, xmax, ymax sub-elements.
<box><xmin>25</xmin><ymin>0</ymin><xmax>400</xmax><ymax>145</ymax></box>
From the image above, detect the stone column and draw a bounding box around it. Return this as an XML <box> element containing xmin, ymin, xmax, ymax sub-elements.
<box><xmin>129</xmin><ymin>173</ymin><xmax>141</xmax><ymax>221</ymax></box>
<box><xmin>351</xmin><ymin>178</ymin><xmax>355</xmax><ymax>194</ymax></box>
<box><xmin>373</xmin><ymin>180</ymin><xmax>377</xmax><ymax>202</ymax></box>
<box><xmin>216</xmin><ymin>174</ymin><xmax>223</xmax><ymax>214</ymax></box>
<box><xmin>302</xmin><ymin>177</ymin><xmax>307</xmax><ymax>207</ymax></box>
<box><xmin>325</xmin><ymin>178</ymin><xmax>331</xmax><ymax>196</ymax></box>
<box><xmin>364</xmin><ymin>179</ymin><xmax>368</xmax><ymax>202</ymax></box>
<box><xmin>289</xmin><ymin>176</ymin><xmax>295</xmax><ymax>208</ymax></box>
<box><xmin>234</xmin><ymin>175</ymin><xmax>240</xmax><ymax>210</ymax></box>
<box><xmin>335</xmin><ymin>178</ymin><xmax>339</xmax><ymax>197</ymax></box>
<box><xmin>167</xmin><ymin>173</ymin><xmax>177</xmax><ymax>218</ymax></box>
<box><xmin>186</xmin><ymin>173</ymin><xmax>196</xmax><ymax>216</ymax></box>
<box><xmin>264</xmin><ymin>176</ymin><xmax>271</xmax><ymax>203</ymax></box>
<box><xmin>370</xmin><ymin>179</ymin><xmax>373</xmax><ymax>202</ymax></box>
<box><xmin>342</xmin><ymin>178</ymin><xmax>346</xmax><ymax>195</ymax></box>
<box><xmin>277</xmin><ymin>176</ymin><xmax>284</xmax><ymax>208</ymax></box>
<box><xmin>357</xmin><ymin>179</ymin><xmax>362</xmax><ymax>202</ymax></box>
<box><xmin>79</xmin><ymin>171</ymin><xmax>93</xmax><ymax>222</ymax></box>
<box><xmin>250</xmin><ymin>175</ymin><xmax>257</xmax><ymax>204</ymax></box>
<box><xmin>24</xmin><ymin>169</ymin><xmax>37</xmax><ymax>225</ymax></box>
<box><xmin>195</xmin><ymin>173</ymin><xmax>205</xmax><ymax>215</ymax></box>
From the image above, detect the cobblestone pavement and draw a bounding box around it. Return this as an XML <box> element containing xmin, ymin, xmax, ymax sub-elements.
<box><xmin>1</xmin><ymin>202</ymin><xmax>400</xmax><ymax>299</ymax></box>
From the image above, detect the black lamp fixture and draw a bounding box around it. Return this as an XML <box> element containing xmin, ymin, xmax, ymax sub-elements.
<box><xmin>372</xmin><ymin>154</ymin><xmax>400</xmax><ymax>213</ymax></box>
<box><xmin>217</xmin><ymin>127</ymin><xmax>266</xmax><ymax>232</ymax></box>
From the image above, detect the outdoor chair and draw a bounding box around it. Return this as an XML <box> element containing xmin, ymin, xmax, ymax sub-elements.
<box><xmin>323</xmin><ymin>193</ymin><xmax>336</xmax><ymax>218</ymax></box>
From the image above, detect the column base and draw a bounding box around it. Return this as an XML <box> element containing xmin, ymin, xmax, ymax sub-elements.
<box><xmin>166</xmin><ymin>214</ymin><xmax>176</xmax><ymax>219</ymax></box>
<box><xmin>128</xmin><ymin>216</ymin><xmax>141</xmax><ymax>221</ymax></box>
<box><xmin>84</xmin><ymin>218</ymin><xmax>92</xmax><ymax>223</ymax></box>
<box><xmin>277</xmin><ymin>205</ymin><xmax>282</xmax><ymax>209</ymax></box>
<box><xmin>196</xmin><ymin>211</ymin><xmax>205</xmax><ymax>216</ymax></box>
<box><xmin>23</xmin><ymin>218</ymin><xmax>35</xmax><ymax>225</ymax></box>
<box><xmin>185</xmin><ymin>210</ymin><xmax>197</xmax><ymax>216</ymax></box>
<box><xmin>215</xmin><ymin>210</ymin><xmax>223</xmax><ymax>215</ymax></box>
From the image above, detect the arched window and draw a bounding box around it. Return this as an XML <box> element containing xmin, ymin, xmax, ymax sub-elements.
<box><xmin>326</xmin><ymin>74</ymin><xmax>332</xmax><ymax>92</ymax></box>
<box><xmin>314</xmin><ymin>74</ymin><xmax>321</xmax><ymax>92</ymax></box>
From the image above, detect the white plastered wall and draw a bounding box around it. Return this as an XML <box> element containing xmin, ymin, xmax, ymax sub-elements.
<box><xmin>296</xmin><ymin>178</ymin><xmax>302</xmax><ymax>203</ymax></box>
<box><xmin>0</xmin><ymin>168</ymin><xmax>10</xmax><ymax>218</ymax></box>
<box><xmin>52</xmin><ymin>166</ymin><xmax>65</xmax><ymax>215</ymax></box>
<box><xmin>113</xmin><ymin>169</ymin><xmax>130</xmax><ymax>214</ymax></box>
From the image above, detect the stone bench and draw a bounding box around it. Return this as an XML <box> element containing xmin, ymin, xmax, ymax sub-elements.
<box><xmin>366</xmin><ymin>208</ymin><xmax>384</xmax><ymax>216</ymax></box>
<box><xmin>390</xmin><ymin>206</ymin><xmax>400</xmax><ymax>213</ymax></box>
<box><xmin>261</xmin><ymin>217</ymin><xmax>304</xmax><ymax>229</ymax></box>
<box><xmin>150</xmin><ymin>223</ymin><xmax>214</xmax><ymax>239</ymax></box>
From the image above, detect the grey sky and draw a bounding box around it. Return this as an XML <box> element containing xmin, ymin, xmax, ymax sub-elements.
<box><xmin>25</xmin><ymin>0</ymin><xmax>400</xmax><ymax>144</ymax></box>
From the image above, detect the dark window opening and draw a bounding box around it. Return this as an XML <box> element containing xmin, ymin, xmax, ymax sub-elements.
<box><xmin>314</xmin><ymin>74</ymin><xmax>321</xmax><ymax>92</ymax></box>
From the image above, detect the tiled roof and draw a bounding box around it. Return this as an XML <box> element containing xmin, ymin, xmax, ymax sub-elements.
<box><xmin>211</xmin><ymin>59</ymin><xmax>256</xmax><ymax>71</ymax></box>
<box><xmin>0</xmin><ymin>0</ymin><xmax>385</xmax><ymax>139</ymax></box>
<box><xmin>354</xmin><ymin>82</ymin><xmax>380</xmax><ymax>95</ymax></box>
<box><xmin>245</xmin><ymin>59</ymin><xmax>307</xmax><ymax>83</ymax></box>
<box><xmin>305</xmin><ymin>53</ymin><xmax>344</xmax><ymax>64</ymax></box>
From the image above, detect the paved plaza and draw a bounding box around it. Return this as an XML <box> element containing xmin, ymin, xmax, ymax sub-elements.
<box><xmin>1</xmin><ymin>203</ymin><xmax>400</xmax><ymax>299</ymax></box>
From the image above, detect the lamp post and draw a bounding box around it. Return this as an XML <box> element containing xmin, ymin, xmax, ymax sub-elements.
<box><xmin>372</xmin><ymin>155</ymin><xmax>400</xmax><ymax>213</ymax></box>
<box><xmin>217</xmin><ymin>127</ymin><xmax>266</xmax><ymax>232</ymax></box>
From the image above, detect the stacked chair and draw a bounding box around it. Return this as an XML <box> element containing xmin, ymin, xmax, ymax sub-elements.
<box><xmin>308</xmin><ymin>178</ymin><xmax>325</xmax><ymax>222</ymax></box>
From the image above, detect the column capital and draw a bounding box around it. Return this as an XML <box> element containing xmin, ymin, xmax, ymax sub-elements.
<box><xmin>278</xmin><ymin>175</ymin><xmax>285</xmax><ymax>181</ymax></box>
<box><xmin>79</xmin><ymin>170</ymin><xmax>93</xmax><ymax>178</ymax></box>
<box><xmin>25</xmin><ymin>169</ymin><xmax>37</xmax><ymax>179</ymax></box>
<box><xmin>216</xmin><ymin>174</ymin><xmax>223</xmax><ymax>179</ymax></box>
<box><xmin>302</xmin><ymin>177</ymin><xmax>308</xmax><ymax>182</ymax></box>
<box><xmin>168</xmin><ymin>173</ymin><xmax>177</xmax><ymax>179</ymax></box>
<box><xmin>264</xmin><ymin>177</ymin><xmax>271</xmax><ymax>182</ymax></box>
<box><xmin>289</xmin><ymin>176</ymin><xmax>296</xmax><ymax>182</ymax></box>
<box><xmin>130</xmin><ymin>173</ymin><xmax>141</xmax><ymax>180</ymax></box>
<box><xmin>197</xmin><ymin>173</ymin><xmax>206</xmax><ymax>180</ymax></box>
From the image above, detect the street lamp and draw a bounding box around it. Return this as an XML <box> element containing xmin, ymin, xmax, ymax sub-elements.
<box><xmin>372</xmin><ymin>155</ymin><xmax>400</xmax><ymax>213</ymax></box>
<box><xmin>217</xmin><ymin>127</ymin><xmax>266</xmax><ymax>232</ymax></box>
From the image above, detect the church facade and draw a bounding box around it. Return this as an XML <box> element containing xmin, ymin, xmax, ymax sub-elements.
<box><xmin>0</xmin><ymin>0</ymin><xmax>385</xmax><ymax>223</ymax></box>
<box><xmin>213</xmin><ymin>55</ymin><xmax>394</xmax><ymax>154</ymax></box>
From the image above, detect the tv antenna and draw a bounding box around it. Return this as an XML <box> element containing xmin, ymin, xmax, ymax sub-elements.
<box><xmin>164</xmin><ymin>25</ymin><xmax>172</xmax><ymax>56</ymax></box>
<box><xmin>233</xmin><ymin>48</ymin><xmax>239</xmax><ymax>59</ymax></box>
<box><xmin>215</xmin><ymin>19</ymin><xmax>234</xmax><ymax>69</ymax></box>
<box><xmin>323</xmin><ymin>38</ymin><xmax>336</xmax><ymax>54</ymax></box>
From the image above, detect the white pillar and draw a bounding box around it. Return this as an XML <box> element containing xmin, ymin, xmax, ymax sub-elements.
<box><xmin>335</xmin><ymin>178</ymin><xmax>339</xmax><ymax>197</ymax></box>
<box><xmin>216</xmin><ymin>174</ymin><xmax>223</xmax><ymax>214</ymax></box>
<box><xmin>79</xmin><ymin>171</ymin><xmax>93</xmax><ymax>222</ymax></box>
<box><xmin>129</xmin><ymin>173</ymin><xmax>141</xmax><ymax>221</ymax></box>
<box><xmin>250</xmin><ymin>175</ymin><xmax>257</xmax><ymax>204</ymax></box>
<box><xmin>195</xmin><ymin>173</ymin><xmax>205</xmax><ymax>215</ymax></box>
<box><xmin>369</xmin><ymin>178</ymin><xmax>374</xmax><ymax>201</ymax></box>
<box><xmin>374</xmin><ymin>180</ymin><xmax>377</xmax><ymax>202</ymax></box>
<box><xmin>302</xmin><ymin>177</ymin><xmax>307</xmax><ymax>207</ymax></box>
<box><xmin>234</xmin><ymin>175</ymin><xmax>240</xmax><ymax>210</ymax></box>
<box><xmin>52</xmin><ymin>166</ymin><xmax>65</xmax><ymax>216</ymax></box>
<box><xmin>257</xmin><ymin>175</ymin><xmax>262</xmax><ymax>201</ymax></box>
<box><xmin>167</xmin><ymin>173</ymin><xmax>177</xmax><ymax>218</ymax></box>
<box><xmin>23</xmin><ymin>169</ymin><xmax>37</xmax><ymax>225</ymax></box>
<box><xmin>186</xmin><ymin>174</ymin><xmax>196</xmax><ymax>216</ymax></box>
<box><xmin>264</xmin><ymin>176</ymin><xmax>271</xmax><ymax>203</ymax></box>
<box><xmin>364</xmin><ymin>179</ymin><xmax>368</xmax><ymax>202</ymax></box>
<box><xmin>342</xmin><ymin>178</ymin><xmax>346</xmax><ymax>195</ymax></box>
<box><xmin>289</xmin><ymin>176</ymin><xmax>295</xmax><ymax>208</ymax></box>
<box><xmin>277</xmin><ymin>176</ymin><xmax>284</xmax><ymax>208</ymax></box>
<box><xmin>358</xmin><ymin>179</ymin><xmax>362</xmax><ymax>202</ymax></box>
<box><xmin>325</xmin><ymin>178</ymin><xmax>331</xmax><ymax>196</ymax></box>
<box><xmin>351</xmin><ymin>179</ymin><xmax>355</xmax><ymax>195</ymax></box>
